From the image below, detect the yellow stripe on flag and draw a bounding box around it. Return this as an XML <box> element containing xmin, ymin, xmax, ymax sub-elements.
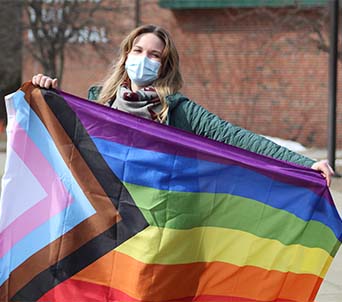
<box><xmin>116</xmin><ymin>225</ymin><xmax>332</xmax><ymax>278</ymax></box>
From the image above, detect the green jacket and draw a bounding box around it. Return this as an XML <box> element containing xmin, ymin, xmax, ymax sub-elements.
<box><xmin>88</xmin><ymin>86</ymin><xmax>315</xmax><ymax>167</ymax></box>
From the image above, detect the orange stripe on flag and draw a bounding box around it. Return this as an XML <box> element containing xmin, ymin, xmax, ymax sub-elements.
<box><xmin>72</xmin><ymin>250</ymin><xmax>322</xmax><ymax>302</ymax></box>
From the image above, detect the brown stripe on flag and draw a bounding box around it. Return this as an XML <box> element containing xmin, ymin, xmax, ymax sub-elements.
<box><xmin>0</xmin><ymin>82</ymin><xmax>121</xmax><ymax>300</ymax></box>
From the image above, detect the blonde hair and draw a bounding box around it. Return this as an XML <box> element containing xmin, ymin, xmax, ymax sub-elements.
<box><xmin>98</xmin><ymin>24</ymin><xmax>183</xmax><ymax>123</ymax></box>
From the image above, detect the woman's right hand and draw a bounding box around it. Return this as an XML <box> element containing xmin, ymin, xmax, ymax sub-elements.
<box><xmin>32</xmin><ymin>74</ymin><xmax>58</xmax><ymax>89</ymax></box>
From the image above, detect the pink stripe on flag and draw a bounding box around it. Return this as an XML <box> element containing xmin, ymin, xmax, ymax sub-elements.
<box><xmin>0</xmin><ymin>121</ymin><xmax>73</xmax><ymax>258</ymax></box>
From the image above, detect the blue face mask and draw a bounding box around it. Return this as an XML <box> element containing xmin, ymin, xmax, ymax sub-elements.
<box><xmin>125</xmin><ymin>55</ymin><xmax>161</xmax><ymax>86</ymax></box>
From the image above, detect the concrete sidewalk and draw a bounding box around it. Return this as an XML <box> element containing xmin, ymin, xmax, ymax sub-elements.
<box><xmin>317</xmin><ymin>187</ymin><xmax>342</xmax><ymax>302</ymax></box>
<box><xmin>0</xmin><ymin>144</ymin><xmax>341</xmax><ymax>301</ymax></box>
<box><xmin>310</xmin><ymin>148</ymin><xmax>342</xmax><ymax>302</ymax></box>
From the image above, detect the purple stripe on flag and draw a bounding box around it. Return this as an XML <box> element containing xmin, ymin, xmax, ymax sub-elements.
<box><xmin>0</xmin><ymin>121</ymin><xmax>72</xmax><ymax>258</ymax></box>
<box><xmin>60</xmin><ymin>91</ymin><xmax>330</xmax><ymax>200</ymax></box>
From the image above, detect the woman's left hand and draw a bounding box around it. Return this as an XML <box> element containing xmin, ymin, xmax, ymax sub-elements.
<box><xmin>311</xmin><ymin>160</ymin><xmax>334</xmax><ymax>186</ymax></box>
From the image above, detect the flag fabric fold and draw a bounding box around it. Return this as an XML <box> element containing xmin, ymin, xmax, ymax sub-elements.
<box><xmin>0</xmin><ymin>82</ymin><xmax>341</xmax><ymax>302</ymax></box>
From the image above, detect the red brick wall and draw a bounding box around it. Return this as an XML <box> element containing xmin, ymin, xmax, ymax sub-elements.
<box><xmin>22</xmin><ymin>0</ymin><xmax>342</xmax><ymax>148</ymax></box>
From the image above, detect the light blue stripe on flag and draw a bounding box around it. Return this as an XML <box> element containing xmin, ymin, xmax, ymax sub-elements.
<box><xmin>0</xmin><ymin>91</ymin><xmax>96</xmax><ymax>286</ymax></box>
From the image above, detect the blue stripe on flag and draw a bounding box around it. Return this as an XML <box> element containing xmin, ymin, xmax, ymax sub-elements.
<box><xmin>93</xmin><ymin>137</ymin><xmax>342</xmax><ymax>240</ymax></box>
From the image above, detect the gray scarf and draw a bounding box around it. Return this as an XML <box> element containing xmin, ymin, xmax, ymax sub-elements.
<box><xmin>110</xmin><ymin>84</ymin><xmax>162</xmax><ymax>120</ymax></box>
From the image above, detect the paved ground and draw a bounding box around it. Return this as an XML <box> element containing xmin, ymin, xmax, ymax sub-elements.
<box><xmin>0</xmin><ymin>141</ymin><xmax>341</xmax><ymax>301</ymax></box>
<box><xmin>316</xmin><ymin>185</ymin><xmax>342</xmax><ymax>302</ymax></box>
<box><xmin>300</xmin><ymin>149</ymin><xmax>342</xmax><ymax>302</ymax></box>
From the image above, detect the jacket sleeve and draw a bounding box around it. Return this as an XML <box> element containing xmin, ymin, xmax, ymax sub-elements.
<box><xmin>169</xmin><ymin>99</ymin><xmax>315</xmax><ymax>168</ymax></box>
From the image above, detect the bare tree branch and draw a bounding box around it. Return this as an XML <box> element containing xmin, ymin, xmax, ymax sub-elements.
<box><xmin>22</xmin><ymin>0</ymin><xmax>121</xmax><ymax>84</ymax></box>
<box><xmin>0</xmin><ymin>0</ymin><xmax>22</xmax><ymax>123</ymax></box>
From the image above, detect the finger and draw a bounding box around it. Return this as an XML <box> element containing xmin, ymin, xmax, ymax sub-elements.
<box><xmin>43</xmin><ymin>78</ymin><xmax>53</xmax><ymax>89</ymax></box>
<box><xmin>322</xmin><ymin>166</ymin><xmax>333</xmax><ymax>187</ymax></box>
<box><xmin>327</xmin><ymin>164</ymin><xmax>335</xmax><ymax>175</ymax></box>
<box><xmin>325</xmin><ymin>173</ymin><xmax>331</xmax><ymax>187</ymax></box>
<box><xmin>40</xmin><ymin>76</ymin><xmax>52</xmax><ymax>89</ymax></box>
<box><xmin>51</xmin><ymin>78</ymin><xmax>58</xmax><ymax>89</ymax></box>
<box><xmin>311</xmin><ymin>160</ymin><xmax>334</xmax><ymax>187</ymax></box>
<box><xmin>32</xmin><ymin>74</ymin><xmax>43</xmax><ymax>86</ymax></box>
<box><xmin>39</xmin><ymin>76</ymin><xmax>46</xmax><ymax>87</ymax></box>
<box><xmin>321</xmin><ymin>160</ymin><xmax>335</xmax><ymax>177</ymax></box>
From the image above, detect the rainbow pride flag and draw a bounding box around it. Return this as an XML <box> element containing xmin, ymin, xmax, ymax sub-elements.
<box><xmin>0</xmin><ymin>82</ymin><xmax>341</xmax><ymax>302</ymax></box>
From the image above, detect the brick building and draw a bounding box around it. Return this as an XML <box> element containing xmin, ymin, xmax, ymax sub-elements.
<box><xmin>22</xmin><ymin>0</ymin><xmax>342</xmax><ymax>148</ymax></box>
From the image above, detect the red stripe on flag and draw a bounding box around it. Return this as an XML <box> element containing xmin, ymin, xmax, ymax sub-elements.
<box><xmin>38</xmin><ymin>278</ymin><xmax>298</xmax><ymax>302</ymax></box>
<box><xmin>38</xmin><ymin>278</ymin><xmax>138</xmax><ymax>302</ymax></box>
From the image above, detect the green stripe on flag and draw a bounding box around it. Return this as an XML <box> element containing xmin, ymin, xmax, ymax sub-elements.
<box><xmin>125</xmin><ymin>182</ymin><xmax>340</xmax><ymax>256</ymax></box>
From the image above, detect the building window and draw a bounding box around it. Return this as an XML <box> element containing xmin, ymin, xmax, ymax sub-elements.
<box><xmin>158</xmin><ymin>0</ymin><xmax>327</xmax><ymax>9</ymax></box>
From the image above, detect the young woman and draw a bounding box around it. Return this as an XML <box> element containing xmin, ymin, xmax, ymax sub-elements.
<box><xmin>32</xmin><ymin>24</ymin><xmax>334</xmax><ymax>185</ymax></box>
